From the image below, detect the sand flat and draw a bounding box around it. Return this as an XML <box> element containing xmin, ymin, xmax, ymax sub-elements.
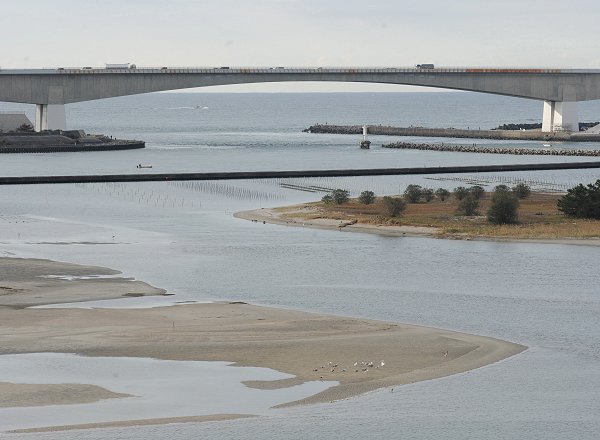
<box><xmin>0</xmin><ymin>257</ymin><xmax>526</xmax><ymax>430</ymax></box>
<box><xmin>0</xmin><ymin>257</ymin><xmax>166</xmax><ymax>308</ymax></box>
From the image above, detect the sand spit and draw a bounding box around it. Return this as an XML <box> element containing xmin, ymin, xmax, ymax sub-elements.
<box><xmin>235</xmin><ymin>206</ymin><xmax>600</xmax><ymax>246</ymax></box>
<box><xmin>0</xmin><ymin>257</ymin><xmax>167</xmax><ymax>308</ymax></box>
<box><xmin>8</xmin><ymin>414</ymin><xmax>256</xmax><ymax>434</ymax></box>
<box><xmin>0</xmin><ymin>257</ymin><xmax>525</xmax><ymax>431</ymax></box>
<box><xmin>0</xmin><ymin>382</ymin><xmax>131</xmax><ymax>408</ymax></box>
<box><xmin>235</xmin><ymin>207</ymin><xmax>440</xmax><ymax>237</ymax></box>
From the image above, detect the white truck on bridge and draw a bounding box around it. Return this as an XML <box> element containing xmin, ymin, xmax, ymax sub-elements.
<box><xmin>105</xmin><ymin>63</ymin><xmax>135</xmax><ymax>69</ymax></box>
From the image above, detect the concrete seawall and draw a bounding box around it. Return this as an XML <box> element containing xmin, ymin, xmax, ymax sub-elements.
<box><xmin>3</xmin><ymin>162</ymin><xmax>600</xmax><ymax>185</ymax></box>
<box><xmin>0</xmin><ymin>141</ymin><xmax>145</xmax><ymax>154</ymax></box>
<box><xmin>304</xmin><ymin>124</ymin><xmax>600</xmax><ymax>142</ymax></box>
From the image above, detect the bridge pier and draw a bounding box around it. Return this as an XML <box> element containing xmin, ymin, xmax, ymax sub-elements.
<box><xmin>34</xmin><ymin>104</ymin><xmax>66</xmax><ymax>132</ymax></box>
<box><xmin>542</xmin><ymin>100</ymin><xmax>579</xmax><ymax>132</ymax></box>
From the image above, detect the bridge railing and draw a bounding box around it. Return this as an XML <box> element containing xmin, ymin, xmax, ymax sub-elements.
<box><xmin>4</xmin><ymin>67</ymin><xmax>598</xmax><ymax>75</ymax></box>
<box><xmin>58</xmin><ymin>67</ymin><xmax>564</xmax><ymax>74</ymax></box>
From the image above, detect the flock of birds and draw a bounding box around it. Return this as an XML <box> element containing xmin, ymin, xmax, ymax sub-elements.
<box><xmin>313</xmin><ymin>351</ymin><xmax>450</xmax><ymax>380</ymax></box>
<box><xmin>313</xmin><ymin>360</ymin><xmax>386</xmax><ymax>378</ymax></box>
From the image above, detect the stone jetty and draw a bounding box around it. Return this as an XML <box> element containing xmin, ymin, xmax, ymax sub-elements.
<box><xmin>381</xmin><ymin>141</ymin><xmax>600</xmax><ymax>157</ymax></box>
<box><xmin>304</xmin><ymin>124</ymin><xmax>600</xmax><ymax>142</ymax></box>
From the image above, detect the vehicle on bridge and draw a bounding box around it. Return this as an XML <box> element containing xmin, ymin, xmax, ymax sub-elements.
<box><xmin>105</xmin><ymin>63</ymin><xmax>136</xmax><ymax>69</ymax></box>
<box><xmin>416</xmin><ymin>64</ymin><xmax>435</xmax><ymax>69</ymax></box>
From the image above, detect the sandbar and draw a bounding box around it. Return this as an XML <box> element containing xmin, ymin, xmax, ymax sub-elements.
<box><xmin>0</xmin><ymin>257</ymin><xmax>525</xmax><ymax>431</ymax></box>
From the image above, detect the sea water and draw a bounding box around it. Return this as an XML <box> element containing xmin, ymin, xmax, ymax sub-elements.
<box><xmin>0</xmin><ymin>92</ymin><xmax>599</xmax><ymax>439</ymax></box>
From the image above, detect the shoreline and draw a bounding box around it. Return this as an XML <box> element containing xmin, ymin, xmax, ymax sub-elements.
<box><xmin>234</xmin><ymin>206</ymin><xmax>600</xmax><ymax>246</ymax></box>
<box><xmin>0</xmin><ymin>257</ymin><xmax>525</xmax><ymax>431</ymax></box>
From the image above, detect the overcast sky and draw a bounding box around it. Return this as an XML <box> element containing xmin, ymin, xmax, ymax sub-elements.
<box><xmin>2</xmin><ymin>0</ymin><xmax>599</xmax><ymax>92</ymax></box>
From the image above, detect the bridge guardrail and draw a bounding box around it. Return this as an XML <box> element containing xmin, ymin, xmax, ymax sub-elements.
<box><xmin>3</xmin><ymin>67</ymin><xmax>598</xmax><ymax>75</ymax></box>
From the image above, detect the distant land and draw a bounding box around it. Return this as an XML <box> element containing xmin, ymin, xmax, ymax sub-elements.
<box><xmin>0</xmin><ymin>129</ymin><xmax>144</xmax><ymax>153</ymax></box>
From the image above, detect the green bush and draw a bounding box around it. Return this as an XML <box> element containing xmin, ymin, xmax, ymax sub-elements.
<box><xmin>512</xmin><ymin>183</ymin><xmax>531</xmax><ymax>199</ymax></box>
<box><xmin>403</xmin><ymin>184</ymin><xmax>423</xmax><ymax>203</ymax></box>
<box><xmin>494</xmin><ymin>184</ymin><xmax>510</xmax><ymax>193</ymax></box>
<box><xmin>435</xmin><ymin>188</ymin><xmax>450</xmax><ymax>201</ymax></box>
<box><xmin>469</xmin><ymin>185</ymin><xmax>485</xmax><ymax>200</ymax></box>
<box><xmin>331</xmin><ymin>189</ymin><xmax>350</xmax><ymax>205</ymax></box>
<box><xmin>358</xmin><ymin>190</ymin><xmax>376</xmax><ymax>205</ymax></box>
<box><xmin>454</xmin><ymin>186</ymin><xmax>469</xmax><ymax>200</ymax></box>
<box><xmin>422</xmin><ymin>188</ymin><xmax>435</xmax><ymax>202</ymax></box>
<box><xmin>321</xmin><ymin>194</ymin><xmax>333</xmax><ymax>204</ymax></box>
<box><xmin>487</xmin><ymin>189</ymin><xmax>519</xmax><ymax>224</ymax></box>
<box><xmin>455</xmin><ymin>195</ymin><xmax>480</xmax><ymax>216</ymax></box>
<box><xmin>557</xmin><ymin>179</ymin><xmax>600</xmax><ymax>219</ymax></box>
<box><xmin>382</xmin><ymin>196</ymin><xmax>407</xmax><ymax>217</ymax></box>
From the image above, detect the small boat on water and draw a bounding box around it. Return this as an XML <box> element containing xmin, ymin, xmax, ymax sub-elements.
<box><xmin>543</xmin><ymin>144</ymin><xmax>552</xmax><ymax>147</ymax></box>
<box><xmin>136</xmin><ymin>164</ymin><xmax>153</xmax><ymax>169</ymax></box>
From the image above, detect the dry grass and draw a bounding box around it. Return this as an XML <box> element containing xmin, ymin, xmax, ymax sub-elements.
<box><xmin>298</xmin><ymin>192</ymin><xmax>600</xmax><ymax>239</ymax></box>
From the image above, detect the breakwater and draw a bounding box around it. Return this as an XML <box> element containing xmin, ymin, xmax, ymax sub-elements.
<box><xmin>304</xmin><ymin>124</ymin><xmax>600</xmax><ymax>142</ymax></box>
<box><xmin>3</xmin><ymin>162</ymin><xmax>600</xmax><ymax>185</ymax></box>
<box><xmin>0</xmin><ymin>141</ymin><xmax>145</xmax><ymax>154</ymax></box>
<box><xmin>382</xmin><ymin>141</ymin><xmax>600</xmax><ymax>157</ymax></box>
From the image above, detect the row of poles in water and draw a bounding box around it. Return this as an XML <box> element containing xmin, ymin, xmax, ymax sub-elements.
<box><xmin>63</xmin><ymin>173</ymin><xmax>577</xmax><ymax>211</ymax></box>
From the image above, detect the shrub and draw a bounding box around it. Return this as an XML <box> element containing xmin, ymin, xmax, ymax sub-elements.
<box><xmin>422</xmin><ymin>188</ymin><xmax>435</xmax><ymax>202</ymax></box>
<box><xmin>358</xmin><ymin>190</ymin><xmax>376</xmax><ymax>205</ymax></box>
<box><xmin>487</xmin><ymin>190</ymin><xmax>519</xmax><ymax>224</ymax></box>
<box><xmin>512</xmin><ymin>183</ymin><xmax>531</xmax><ymax>199</ymax></box>
<box><xmin>454</xmin><ymin>186</ymin><xmax>469</xmax><ymax>200</ymax></box>
<box><xmin>321</xmin><ymin>194</ymin><xmax>333</xmax><ymax>204</ymax></box>
<box><xmin>435</xmin><ymin>188</ymin><xmax>450</xmax><ymax>201</ymax></box>
<box><xmin>382</xmin><ymin>196</ymin><xmax>407</xmax><ymax>217</ymax></box>
<box><xmin>455</xmin><ymin>195</ymin><xmax>480</xmax><ymax>216</ymax></box>
<box><xmin>469</xmin><ymin>185</ymin><xmax>485</xmax><ymax>200</ymax></box>
<box><xmin>404</xmin><ymin>184</ymin><xmax>422</xmax><ymax>203</ymax></box>
<box><xmin>494</xmin><ymin>184</ymin><xmax>510</xmax><ymax>193</ymax></box>
<box><xmin>557</xmin><ymin>179</ymin><xmax>600</xmax><ymax>219</ymax></box>
<box><xmin>331</xmin><ymin>189</ymin><xmax>350</xmax><ymax>205</ymax></box>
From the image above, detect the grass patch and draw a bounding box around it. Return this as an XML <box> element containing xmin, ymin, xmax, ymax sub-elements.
<box><xmin>293</xmin><ymin>192</ymin><xmax>600</xmax><ymax>240</ymax></box>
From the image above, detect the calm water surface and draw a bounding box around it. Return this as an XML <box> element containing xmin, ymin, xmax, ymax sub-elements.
<box><xmin>0</xmin><ymin>93</ymin><xmax>599</xmax><ymax>439</ymax></box>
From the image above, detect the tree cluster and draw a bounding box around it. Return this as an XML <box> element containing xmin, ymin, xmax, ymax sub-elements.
<box><xmin>318</xmin><ymin>182</ymin><xmax>535</xmax><ymax>224</ymax></box>
<box><xmin>557</xmin><ymin>179</ymin><xmax>600</xmax><ymax>219</ymax></box>
<box><xmin>487</xmin><ymin>185</ymin><xmax>519</xmax><ymax>224</ymax></box>
<box><xmin>403</xmin><ymin>185</ymin><xmax>441</xmax><ymax>203</ymax></box>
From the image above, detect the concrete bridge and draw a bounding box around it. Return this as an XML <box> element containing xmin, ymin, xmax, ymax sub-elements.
<box><xmin>1</xmin><ymin>66</ymin><xmax>600</xmax><ymax>132</ymax></box>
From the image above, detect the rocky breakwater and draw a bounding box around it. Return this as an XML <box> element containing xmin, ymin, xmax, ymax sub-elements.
<box><xmin>382</xmin><ymin>141</ymin><xmax>600</xmax><ymax>157</ymax></box>
<box><xmin>304</xmin><ymin>124</ymin><xmax>600</xmax><ymax>142</ymax></box>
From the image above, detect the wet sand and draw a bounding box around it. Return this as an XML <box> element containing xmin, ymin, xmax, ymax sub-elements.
<box><xmin>0</xmin><ymin>257</ymin><xmax>526</xmax><ymax>431</ymax></box>
<box><xmin>0</xmin><ymin>257</ymin><xmax>167</xmax><ymax>308</ymax></box>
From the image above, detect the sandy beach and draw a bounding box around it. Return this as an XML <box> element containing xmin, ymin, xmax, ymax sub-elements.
<box><xmin>0</xmin><ymin>257</ymin><xmax>525</xmax><ymax>431</ymax></box>
<box><xmin>234</xmin><ymin>206</ymin><xmax>440</xmax><ymax>237</ymax></box>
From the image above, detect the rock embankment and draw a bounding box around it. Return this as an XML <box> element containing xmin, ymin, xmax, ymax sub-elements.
<box><xmin>304</xmin><ymin>124</ymin><xmax>600</xmax><ymax>142</ymax></box>
<box><xmin>381</xmin><ymin>141</ymin><xmax>600</xmax><ymax>157</ymax></box>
